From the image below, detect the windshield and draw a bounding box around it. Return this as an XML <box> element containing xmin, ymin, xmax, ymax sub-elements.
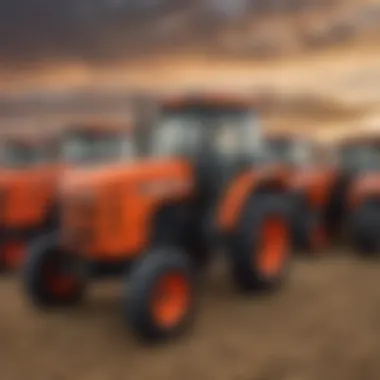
<box><xmin>149</xmin><ymin>106</ymin><xmax>259</xmax><ymax>158</ymax></box>
<box><xmin>338</xmin><ymin>143</ymin><xmax>380</xmax><ymax>171</ymax></box>
<box><xmin>62</xmin><ymin>131</ymin><xmax>135</xmax><ymax>165</ymax></box>
<box><xmin>0</xmin><ymin>142</ymin><xmax>40</xmax><ymax>168</ymax></box>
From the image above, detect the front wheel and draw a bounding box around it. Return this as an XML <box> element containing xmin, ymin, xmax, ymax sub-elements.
<box><xmin>228</xmin><ymin>194</ymin><xmax>292</xmax><ymax>292</ymax></box>
<box><xmin>24</xmin><ymin>233</ymin><xmax>86</xmax><ymax>308</ymax></box>
<box><xmin>125</xmin><ymin>249</ymin><xmax>196</xmax><ymax>343</ymax></box>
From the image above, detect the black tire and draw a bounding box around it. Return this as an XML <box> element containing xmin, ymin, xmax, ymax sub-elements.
<box><xmin>24</xmin><ymin>232</ymin><xmax>86</xmax><ymax>308</ymax></box>
<box><xmin>228</xmin><ymin>194</ymin><xmax>292</xmax><ymax>292</ymax></box>
<box><xmin>0</xmin><ymin>241</ymin><xmax>7</xmax><ymax>273</ymax></box>
<box><xmin>350</xmin><ymin>201</ymin><xmax>380</xmax><ymax>257</ymax></box>
<box><xmin>125</xmin><ymin>249</ymin><xmax>196</xmax><ymax>343</ymax></box>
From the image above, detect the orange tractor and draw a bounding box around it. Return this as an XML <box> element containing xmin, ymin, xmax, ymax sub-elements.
<box><xmin>332</xmin><ymin>132</ymin><xmax>380</xmax><ymax>255</ymax></box>
<box><xmin>266</xmin><ymin>130</ymin><xmax>380</xmax><ymax>255</ymax></box>
<box><xmin>0</xmin><ymin>131</ymin><xmax>61</xmax><ymax>272</ymax></box>
<box><xmin>262</xmin><ymin>131</ymin><xmax>335</xmax><ymax>253</ymax></box>
<box><xmin>0</xmin><ymin>123</ymin><xmax>131</xmax><ymax>273</ymax></box>
<box><xmin>24</xmin><ymin>93</ymin><xmax>294</xmax><ymax>343</ymax></box>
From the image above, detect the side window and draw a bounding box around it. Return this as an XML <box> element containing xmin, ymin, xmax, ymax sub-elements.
<box><xmin>121</xmin><ymin>135</ymin><xmax>136</xmax><ymax>160</ymax></box>
<box><xmin>292</xmin><ymin>142</ymin><xmax>311</xmax><ymax>166</ymax></box>
<box><xmin>242</xmin><ymin>114</ymin><xmax>262</xmax><ymax>157</ymax></box>
<box><xmin>215</xmin><ymin>122</ymin><xmax>241</xmax><ymax>157</ymax></box>
<box><xmin>151</xmin><ymin>116</ymin><xmax>203</xmax><ymax>157</ymax></box>
<box><xmin>62</xmin><ymin>136</ymin><xmax>88</xmax><ymax>163</ymax></box>
<box><xmin>183</xmin><ymin>122</ymin><xmax>203</xmax><ymax>156</ymax></box>
<box><xmin>151</xmin><ymin>119</ymin><xmax>184</xmax><ymax>157</ymax></box>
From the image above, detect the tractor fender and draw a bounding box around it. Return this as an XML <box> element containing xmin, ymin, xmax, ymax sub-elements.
<box><xmin>217</xmin><ymin>165</ymin><xmax>288</xmax><ymax>232</ymax></box>
<box><xmin>288</xmin><ymin>167</ymin><xmax>337</xmax><ymax>210</ymax></box>
<box><xmin>348</xmin><ymin>173</ymin><xmax>380</xmax><ymax>209</ymax></box>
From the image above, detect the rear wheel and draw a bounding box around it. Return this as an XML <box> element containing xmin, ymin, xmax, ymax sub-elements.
<box><xmin>228</xmin><ymin>194</ymin><xmax>292</xmax><ymax>292</ymax></box>
<box><xmin>24</xmin><ymin>233</ymin><xmax>86</xmax><ymax>307</ymax></box>
<box><xmin>125</xmin><ymin>249</ymin><xmax>196</xmax><ymax>343</ymax></box>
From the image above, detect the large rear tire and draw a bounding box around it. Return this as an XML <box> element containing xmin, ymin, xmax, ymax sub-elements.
<box><xmin>125</xmin><ymin>249</ymin><xmax>196</xmax><ymax>343</ymax></box>
<box><xmin>228</xmin><ymin>194</ymin><xmax>292</xmax><ymax>292</ymax></box>
<box><xmin>24</xmin><ymin>233</ymin><xmax>86</xmax><ymax>308</ymax></box>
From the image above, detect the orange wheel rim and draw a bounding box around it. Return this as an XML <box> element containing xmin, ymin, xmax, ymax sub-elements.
<box><xmin>151</xmin><ymin>272</ymin><xmax>190</xmax><ymax>329</ymax></box>
<box><xmin>43</xmin><ymin>260</ymin><xmax>78</xmax><ymax>297</ymax></box>
<box><xmin>257</xmin><ymin>218</ymin><xmax>288</xmax><ymax>277</ymax></box>
<box><xmin>3</xmin><ymin>242</ymin><xmax>26</xmax><ymax>270</ymax></box>
<box><xmin>48</xmin><ymin>276</ymin><xmax>78</xmax><ymax>296</ymax></box>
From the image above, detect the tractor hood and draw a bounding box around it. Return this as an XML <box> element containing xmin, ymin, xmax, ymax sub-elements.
<box><xmin>0</xmin><ymin>165</ymin><xmax>60</xmax><ymax>193</ymax></box>
<box><xmin>59</xmin><ymin>159</ymin><xmax>194</xmax><ymax>197</ymax></box>
<box><xmin>0</xmin><ymin>165</ymin><xmax>61</xmax><ymax>226</ymax></box>
<box><xmin>59</xmin><ymin>159</ymin><xmax>195</xmax><ymax>257</ymax></box>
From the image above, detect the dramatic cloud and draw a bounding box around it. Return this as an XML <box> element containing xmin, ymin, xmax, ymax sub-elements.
<box><xmin>0</xmin><ymin>0</ymin><xmax>334</xmax><ymax>67</ymax></box>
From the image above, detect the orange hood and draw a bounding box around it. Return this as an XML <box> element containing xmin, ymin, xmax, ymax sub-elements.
<box><xmin>59</xmin><ymin>159</ymin><xmax>194</xmax><ymax>196</ymax></box>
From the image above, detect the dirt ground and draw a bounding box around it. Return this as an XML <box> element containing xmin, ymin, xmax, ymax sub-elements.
<box><xmin>1</xmin><ymin>249</ymin><xmax>380</xmax><ymax>380</ymax></box>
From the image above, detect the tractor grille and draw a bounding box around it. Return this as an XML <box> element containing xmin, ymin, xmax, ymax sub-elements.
<box><xmin>62</xmin><ymin>194</ymin><xmax>95</xmax><ymax>251</ymax></box>
<box><xmin>0</xmin><ymin>188</ymin><xmax>7</xmax><ymax>222</ymax></box>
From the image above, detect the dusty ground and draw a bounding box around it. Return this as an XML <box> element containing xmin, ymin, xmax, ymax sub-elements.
<box><xmin>1</xmin><ymin>250</ymin><xmax>380</xmax><ymax>380</ymax></box>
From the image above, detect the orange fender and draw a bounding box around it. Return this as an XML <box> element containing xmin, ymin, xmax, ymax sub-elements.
<box><xmin>288</xmin><ymin>167</ymin><xmax>337</xmax><ymax>210</ymax></box>
<box><xmin>217</xmin><ymin>165</ymin><xmax>288</xmax><ymax>232</ymax></box>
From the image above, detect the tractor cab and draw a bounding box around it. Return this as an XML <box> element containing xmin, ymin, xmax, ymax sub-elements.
<box><xmin>0</xmin><ymin>133</ymin><xmax>58</xmax><ymax>170</ymax></box>
<box><xmin>145</xmin><ymin>95</ymin><xmax>264</xmax><ymax>196</ymax></box>
<box><xmin>61</xmin><ymin>122</ymin><xmax>135</xmax><ymax>166</ymax></box>
<box><xmin>261</xmin><ymin>132</ymin><xmax>335</xmax><ymax>252</ymax></box>
<box><xmin>332</xmin><ymin>133</ymin><xmax>380</xmax><ymax>254</ymax></box>
<box><xmin>261</xmin><ymin>132</ymin><xmax>321</xmax><ymax>169</ymax></box>
<box><xmin>337</xmin><ymin>134</ymin><xmax>380</xmax><ymax>207</ymax></box>
<box><xmin>0</xmin><ymin>138</ymin><xmax>42</xmax><ymax>169</ymax></box>
<box><xmin>321</xmin><ymin>133</ymin><xmax>380</xmax><ymax>246</ymax></box>
<box><xmin>137</xmin><ymin>95</ymin><xmax>262</xmax><ymax>160</ymax></box>
<box><xmin>336</xmin><ymin>135</ymin><xmax>380</xmax><ymax>175</ymax></box>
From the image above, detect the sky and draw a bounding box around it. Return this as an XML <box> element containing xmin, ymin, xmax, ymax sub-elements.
<box><xmin>0</xmin><ymin>0</ymin><xmax>331</xmax><ymax>67</ymax></box>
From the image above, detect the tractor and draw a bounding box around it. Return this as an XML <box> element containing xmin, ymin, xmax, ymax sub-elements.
<box><xmin>262</xmin><ymin>131</ymin><xmax>335</xmax><ymax>253</ymax></box>
<box><xmin>24</xmin><ymin>93</ymin><xmax>293</xmax><ymax>343</ymax></box>
<box><xmin>332</xmin><ymin>132</ymin><xmax>380</xmax><ymax>255</ymax></box>
<box><xmin>0</xmin><ymin>131</ymin><xmax>61</xmax><ymax>272</ymax></box>
<box><xmin>0</xmin><ymin>122</ymin><xmax>131</xmax><ymax>273</ymax></box>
